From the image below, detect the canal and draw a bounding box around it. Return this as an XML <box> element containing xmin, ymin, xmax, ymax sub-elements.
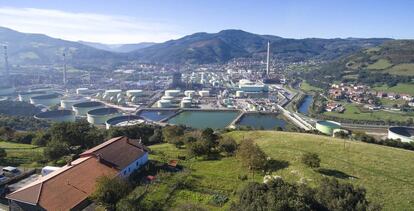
<box><xmin>298</xmin><ymin>95</ymin><xmax>313</xmax><ymax>114</ymax></box>
<box><xmin>237</xmin><ymin>113</ymin><xmax>287</xmax><ymax>129</ymax></box>
<box><xmin>167</xmin><ymin>110</ymin><xmax>240</xmax><ymax>129</ymax></box>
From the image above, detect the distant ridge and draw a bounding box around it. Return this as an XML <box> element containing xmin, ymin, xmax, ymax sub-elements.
<box><xmin>0</xmin><ymin>26</ymin><xmax>392</xmax><ymax>66</ymax></box>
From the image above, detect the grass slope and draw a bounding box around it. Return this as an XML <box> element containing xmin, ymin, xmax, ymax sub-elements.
<box><xmin>0</xmin><ymin>140</ymin><xmax>43</xmax><ymax>167</ymax></box>
<box><xmin>146</xmin><ymin>131</ymin><xmax>414</xmax><ymax>210</ymax></box>
<box><xmin>227</xmin><ymin>131</ymin><xmax>414</xmax><ymax>210</ymax></box>
<box><xmin>323</xmin><ymin>103</ymin><xmax>414</xmax><ymax>121</ymax></box>
<box><xmin>373</xmin><ymin>83</ymin><xmax>414</xmax><ymax>95</ymax></box>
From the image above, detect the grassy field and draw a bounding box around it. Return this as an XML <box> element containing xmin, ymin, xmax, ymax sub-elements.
<box><xmin>300</xmin><ymin>81</ymin><xmax>323</xmax><ymax>92</ymax></box>
<box><xmin>0</xmin><ymin>140</ymin><xmax>43</xmax><ymax>167</ymax></box>
<box><xmin>367</xmin><ymin>59</ymin><xmax>393</xmax><ymax>70</ymax></box>
<box><xmin>323</xmin><ymin>103</ymin><xmax>414</xmax><ymax>121</ymax></box>
<box><xmin>373</xmin><ymin>83</ymin><xmax>414</xmax><ymax>95</ymax></box>
<box><xmin>388</xmin><ymin>63</ymin><xmax>414</xmax><ymax>76</ymax></box>
<box><xmin>142</xmin><ymin>131</ymin><xmax>414</xmax><ymax>210</ymax></box>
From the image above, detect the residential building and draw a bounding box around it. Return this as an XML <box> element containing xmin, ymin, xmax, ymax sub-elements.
<box><xmin>7</xmin><ymin>136</ymin><xmax>148</xmax><ymax>211</ymax></box>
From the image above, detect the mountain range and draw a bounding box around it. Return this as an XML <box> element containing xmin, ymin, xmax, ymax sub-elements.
<box><xmin>78</xmin><ymin>41</ymin><xmax>156</xmax><ymax>53</ymax></box>
<box><xmin>0</xmin><ymin>26</ymin><xmax>393</xmax><ymax>68</ymax></box>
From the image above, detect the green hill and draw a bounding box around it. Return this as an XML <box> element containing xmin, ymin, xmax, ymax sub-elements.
<box><xmin>345</xmin><ymin>40</ymin><xmax>414</xmax><ymax>75</ymax></box>
<box><xmin>143</xmin><ymin>131</ymin><xmax>414</xmax><ymax>210</ymax></box>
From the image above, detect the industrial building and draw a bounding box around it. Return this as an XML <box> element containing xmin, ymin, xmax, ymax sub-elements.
<box><xmin>388</xmin><ymin>126</ymin><xmax>414</xmax><ymax>143</ymax></box>
<box><xmin>238</xmin><ymin>79</ymin><xmax>269</xmax><ymax>92</ymax></box>
<box><xmin>7</xmin><ymin>136</ymin><xmax>149</xmax><ymax>211</ymax></box>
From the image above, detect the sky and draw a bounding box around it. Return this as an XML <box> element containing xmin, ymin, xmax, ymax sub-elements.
<box><xmin>0</xmin><ymin>0</ymin><xmax>413</xmax><ymax>44</ymax></box>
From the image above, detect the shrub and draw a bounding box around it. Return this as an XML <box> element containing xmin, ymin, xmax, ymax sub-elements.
<box><xmin>218</xmin><ymin>137</ymin><xmax>237</xmax><ymax>155</ymax></box>
<box><xmin>210</xmin><ymin>193</ymin><xmax>229</xmax><ymax>206</ymax></box>
<box><xmin>301</xmin><ymin>152</ymin><xmax>320</xmax><ymax>169</ymax></box>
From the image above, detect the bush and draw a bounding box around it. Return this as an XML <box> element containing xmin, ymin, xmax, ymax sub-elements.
<box><xmin>218</xmin><ymin>137</ymin><xmax>237</xmax><ymax>155</ymax></box>
<box><xmin>231</xmin><ymin>177</ymin><xmax>378</xmax><ymax>211</ymax></box>
<box><xmin>301</xmin><ymin>152</ymin><xmax>321</xmax><ymax>169</ymax></box>
<box><xmin>237</xmin><ymin>139</ymin><xmax>267</xmax><ymax>171</ymax></box>
<box><xmin>210</xmin><ymin>193</ymin><xmax>229</xmax><ymax>206</ymax></box>
<box><xmin>43</xmin><ymin>141</ymin><xmax>71</xmax><ymax>160</ymax></box>
<box><xmin>92</xmin><ymin>176</ymin><xmax>132</xmax><ymax>210</ymax></box>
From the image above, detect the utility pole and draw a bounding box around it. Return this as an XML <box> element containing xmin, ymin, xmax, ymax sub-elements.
<box><xmin>63</xmin><ymin>52</ymin><xmax>67</xmax><ymax>91</ymax></box>
<box><xmin>266</xmin><ymin>41</ymin><xmax>270</xmax><ymax>77</ymax></box>
<box><xmin>3</xmin><ymin>45</ymin><xmax>10</xmax><ymax>86</ymax></box>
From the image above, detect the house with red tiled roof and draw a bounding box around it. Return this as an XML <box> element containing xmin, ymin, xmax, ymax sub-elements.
<box><xmin>6</xmin><ymin>136</ymin><xmax>148</xmax><ymax>211</ymax></box>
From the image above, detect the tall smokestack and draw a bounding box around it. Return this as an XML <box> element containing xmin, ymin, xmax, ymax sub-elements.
<box><xmin>63</xmin><ymin>52</ymin><xmax>67</xmax><ymax>90</ymax></box>
<box><xmin>3</xmin><ymin>45</ymin><xmax>9</xmax><ymax>85</ymax></box>
<box><xmin>266</xmin><ymin>41</ymin><xmax>270</xmax><ymax>77</ymax></box>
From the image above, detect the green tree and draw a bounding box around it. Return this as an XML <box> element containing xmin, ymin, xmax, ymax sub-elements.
<box><xmin>237</xmin><ymin>139</ymin><xmax>267</xmax><ymax>171</ymax></box>
<box><xmin>162</xmin><ymin>125</ymin><xmax>185</xmax><ymax>144</ymax></box>
<box><xmin>218</xmin><ymin>137</ymin><xmax>238</xmax><ymax>155</ymax></box>
<box><xmin>188</xmin><ymin>140</ymin><xmax>210</xmax><ymax>158</ymax></box>
<box><xmin>0</xmin><ymin>148</ymin><xmax>7</xmax><ymax>160</ymax></box>
<box><xmin>301</xmin><ymin>152</ymin><xmax>321</xmax><ymax>169</ymax></box>
<box><xmin>92</xmin><ymin>176</ymin><xmax>131</xmax><ymax>210</ymax></box>
<box><xmin>315</xmin><ymin>178</ymin><xmax>380</xmax><ymax>211</ymax></box>
<box><xmin>43</xmin><ymin>141</ymin><xmax>71</xmax><ymax>160</ymax></box>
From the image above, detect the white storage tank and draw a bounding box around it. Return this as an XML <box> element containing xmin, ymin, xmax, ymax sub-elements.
<box><xmin>126</xmin><ymin>90</ymin><xmax>144</xmax><ymax>98</ymax></box>
<box><xmin>184</xmin><ymin>90</ymin><xmax>196</xmax><ymax>98</ymax></box>
<box><xmin>105</xmin><ymin>89</ymin><xmax>122</xmax><ymax>98</ymax></box>
<box><xmin>181</xmin><ymin>100</ymin><xmax>192</xmax><ymax>108</ymax></box>
<box><xmin>72</xmin><ymin>101</ymin><xmax>105</xmax><ymax>117</ymax></box>
<box><xmin>165</xmin><ymin>90</ymin><xmax>181</xmax><ymax>97</ymax></box>
<box><xmin>30</xmin><ymin>93</ymin><xmax>61</xmax><ymax>107</ymax></box>
<box><xmin>18</xmin><ymin>91</ymin><xmax>48</xmax><ymax>102</ymax></box>
<box><xmin>76</xmin><ymin>88</ymin><xmax>89</xmax><ymax>95</ymax></box>
<box><xmin>60</xmin><ymin>97</ymin><xmax>85</xmax><ymax>110</ymax></box>
<box><xmin>199</xmin><ymin>90</ymin><xmax>210</xmax><ymax>97</ymax></box>
<box><xmin>34</xmin><ymin>110</ymin><xmax>75</xmax><ymax>122</ymax></box>
<box><xmin>87</xmin><ymin>107</ymin><xmax>120</xmax><ymax>125</ymax></box>
<box><xmin>236</xmin><ymin>90</ymin><xmax>245</xmax><ymax>98</ymax></box>
<box><xmin>157</xmin><ymin>99</ymin><xmax>172</xmax><ymax>108</ymax></box>
<box><xmin>105</xmin><ymin>115</ymin><xmax>144</xmax><ymax>129</ymax></box>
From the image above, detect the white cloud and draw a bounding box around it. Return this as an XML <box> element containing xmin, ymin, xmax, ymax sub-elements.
<box><xmin>0</xmin><ymin>7</ymin><xmax>182</xmax><ymax>44</ymax></box>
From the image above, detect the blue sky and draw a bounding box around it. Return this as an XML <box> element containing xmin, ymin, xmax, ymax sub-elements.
<box><xmin>0</xmin><ymin>0</ymin><xmax>413</xmax><ymax>43</ymax></box>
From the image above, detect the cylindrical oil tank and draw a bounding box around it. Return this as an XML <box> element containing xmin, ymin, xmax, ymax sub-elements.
<box><xmin>157</xmin><ymin>99</ymin><xmax>172</xmax><ymax>108</ymax></box>
<box><xmin>184</xmin><ymin>90</ymin><xmax>196</xmax><ymax>98</ymax></box>
<box><xmin>72</xmin><ymin>101</ymin><xmax>105</xmax><ymax>117</ymax></box>
<box><xmin>182</xmin><ymin>97</ymin><xmax>192</xmax><ymax>102</ymax></box>
<box><xmin>105</xmin><ymin>115</ymin><xmax>144</xmax><ymax>129</ymax></box>
<box><xmin>18</xmin><ymin>91</ymin><xmax>48</xmax><ymax>102</ymax></box>
<box><xmin>30</xmin><ymin>93</ymin><xmax>61</xmax><ymax>107</ymax></box>
<box><xmin>105</xmin><ymin>89</ymin><xmax>122</xmax><ymax>98</ymax></box>
<box><xmin>0</xmin><ymin>86</ymin><xmax>15</xmax><ymax>96</ymax></box>
<box><xmin>60</xmin><ymin>97</ymin><xmax>85</xmax><ymax>110</ymax></box>
<box><xmin>34</xmin><ymin>110</ymin><xmax>75</xmax><ymax>122</ymax></box>
<box><xmin>165</xmin><ymin>90</ymin><xmax>181</xmax><ymax>97</ymax></box>
<box><xmin>236</xmin><ymin>90</ymin><xmax>245</xmax><ymax>98</ymax></box>
<box><xmin>199</xmin><ymin>90</ymin><xmax>210</xmax><ymax>97</ymax></box>
<box><xmin>76</xmin><ymin>88</ymin><xmax>89</xmax><ymax>95</ymax></box>
<box><xmin>126</xmin><ymin>90</ymin><xmax>144</xmax><ymax>98</ymax></box>
<box><xmin>388</xmin><ymin>126</ymin><xmax>414</xmax><ymax>143</ymax></box>
<box><xmin>180</xmin><ymin>100</ymin><xmax>192</xmax><ymax>108</ymax></box>
<box><xmin>315</xmin><ymin>120</ymin><xmax>341</xmax><ymax>136</ymax></box>
<box><xmin>87</xmin><ymin>107</ymin><xmax>120</xmax><ymax>125</ymax></box>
